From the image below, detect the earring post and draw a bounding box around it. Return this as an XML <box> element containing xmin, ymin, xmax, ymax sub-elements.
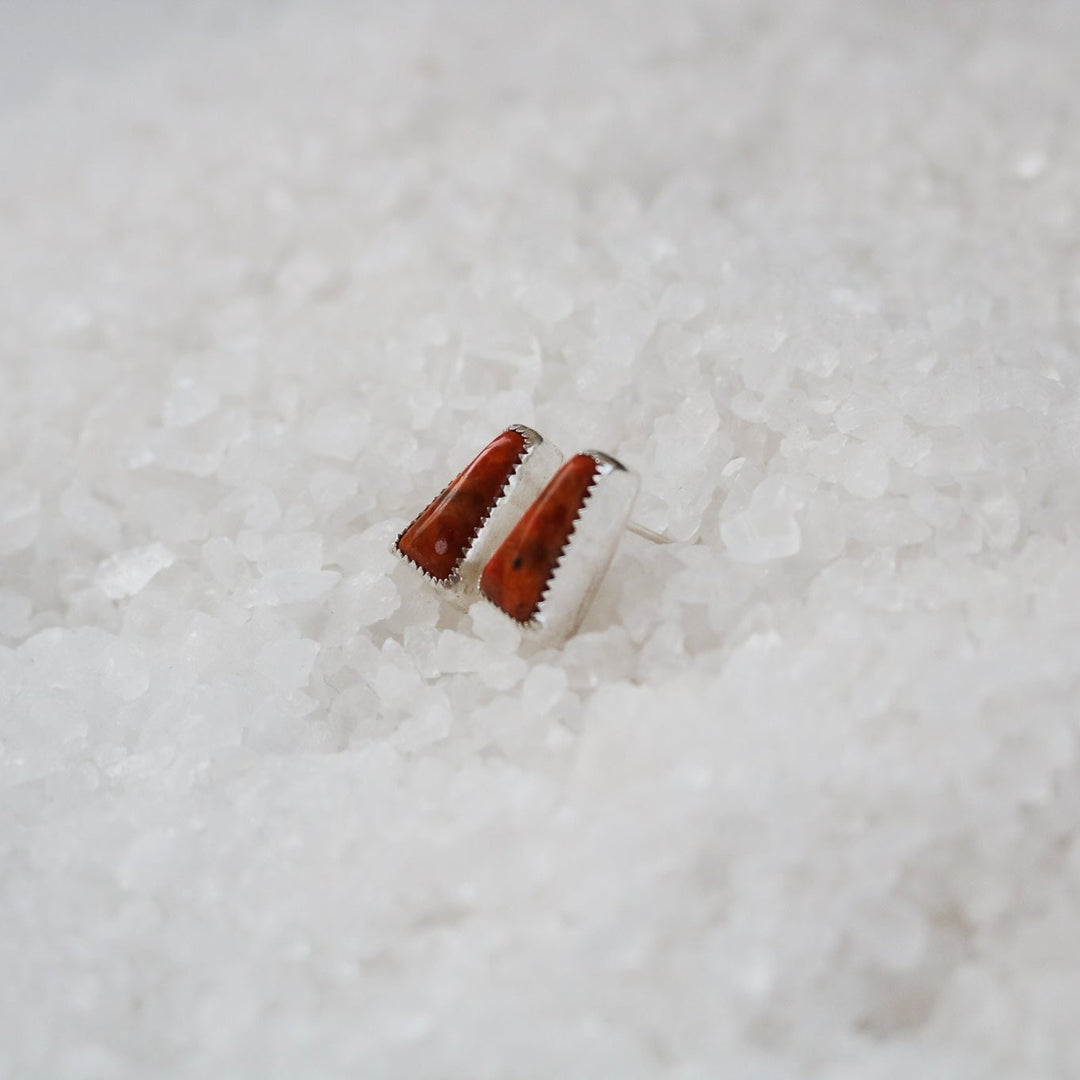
<box><xmin>626</xmin><ymin>520</ymin><xmax>676</xmax><ymax>545</ymax></box>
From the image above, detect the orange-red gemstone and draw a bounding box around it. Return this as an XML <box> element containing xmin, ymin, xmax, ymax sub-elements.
<box><xmin>480</xmin><ymin>454</ymin><xmax>600</xmax><ymax>623</ymax></box>
<box><xmin>397</xmin><ymin>429</ymin><xmax>527</xmax><ymax>581</ymax></box>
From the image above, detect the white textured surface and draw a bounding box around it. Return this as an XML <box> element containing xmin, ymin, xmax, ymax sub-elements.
<box><xmin>3</xmin><ymin>2</ymin><xmax>1080</xmax><ymax>1076</ymax></box>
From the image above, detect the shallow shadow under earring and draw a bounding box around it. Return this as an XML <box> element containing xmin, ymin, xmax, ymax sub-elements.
<box><xmin>393</xmin><ymin>425</ymin><xmax>562</xmax><ymax>604</ymax></box>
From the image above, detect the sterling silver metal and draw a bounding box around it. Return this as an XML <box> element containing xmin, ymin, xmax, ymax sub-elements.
<box><xmin>626</xmin><ymin>520</ymin><xmax>676</xmax><ymax>545</ymax></box>
<box><xmin>394</xmin><ymin>427</ymin><xmax>674</xmax><ymax>644</ymax></box>
<box><xmin>393</xmin><ymin>424</ymin><xmax>563</xmax><ymax>606</ymax></box>
<box><xmin>497</xmin><ymin>450</ymin><xmax>642</xmax><ymax>645</ymax></box>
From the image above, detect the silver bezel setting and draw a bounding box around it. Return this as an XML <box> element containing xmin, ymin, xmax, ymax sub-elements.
<box><xmin>486</xmin><ymin>451</ymin><xmax>640</xmax><ymax>644</ymax></box>
<box><xmin>392</xmin><ymin>424</ymin><xmax>563</xmax><ymax>607</ymax></box>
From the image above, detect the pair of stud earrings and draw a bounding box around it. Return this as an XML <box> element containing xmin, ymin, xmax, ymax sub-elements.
<box><xmin>393</xmin><ymin>425</ymin><xmax>665</xmax><ymax>644</ymax></box>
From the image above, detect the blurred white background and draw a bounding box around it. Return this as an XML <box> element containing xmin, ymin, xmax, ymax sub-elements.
<box><xmin>0</xmin><ymin>0</ymin><xmax>278</xmax><ymax>113</ymax></box>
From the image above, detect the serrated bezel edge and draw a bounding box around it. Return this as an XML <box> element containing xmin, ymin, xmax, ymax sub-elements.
<box><xmin>391</xmin><ymin>424</ymin><xmax>542</xmax><ymax>592</ymax></box>
<box><xmin>485</xmin><ymin>451</ymin><xmax>625</xmax><ymax>632</ymax></box>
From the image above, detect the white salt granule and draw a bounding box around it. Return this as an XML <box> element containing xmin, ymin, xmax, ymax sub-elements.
<box><xmin>332</xmin><ymin>570</ymin><xmax>400</xmax><ymax>628</ymax></box>
<box><xmin>2</xmin><ymin>0</ymin><xmax>1080</xmax><ymax>1077</ymax></box>
<box><xmin>841</xmin><ymin>440</ymin><xmax>891</xmax><ymax>500</ymax></box>
<box><xmin>721</xmin><ymin>476</ymin><xmax>805</xmax><ymax>563</ymax></box>
<box><xmin>0</xmin><ymin>589</ymin><xmax>32</xmax><ymax>639</ymax></box>
<box><xmin>0</xmin><ymin>483</ymin><xmax>39</xmax><ymax>556</ymax></box>
<box><xmin>163</xmin><ymin>375</ymin><xmax>221</xmax><ymax>429</ymax></box>
<box><xmin>94</xmin><ymin>542</ymin><xmax>176</xmax><ymax>600</ymax></box>
<box><xmin>308</xmin><ymin>467</ymin><xmax>360</xmax><ymax>512</ymax></box>
<box><xmin>100</xmin><ymin>638</ymin><xmax>150</xmax><ymax>701</ymax></box>
<box><xmin>255</xmin><ymin>636</ymin><xmax>320</xmax><ymax>694</ymax></box>
<box><xmin>250</xmin><ymin>568</ymin><xmax>341</xmax><ymax>606</ymax></box>
<box><xmin>304</xmin><ymin>402</ymin><xmax>371</xmax><ymax>462</ymax></box>
<box><xmin>255</xmin><ymin>531</ymin><xmax>324</xmax><ymax>574</ymax></box>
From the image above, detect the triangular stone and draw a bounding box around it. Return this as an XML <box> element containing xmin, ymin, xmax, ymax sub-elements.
<box><xmin>396</xmin><ymin>429</ymin><xmax>528</xmax><ymax>582</ymax></box>
<box><xmin>480</xmin><ymin>454</ymin><xmax>600</xmax><ymax>623</ymax></box>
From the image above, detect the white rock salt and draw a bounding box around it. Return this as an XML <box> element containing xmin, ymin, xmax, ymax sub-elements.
<box><xmin>256</xmin><ymin>531</ymin><xmax>324</xmax><ymax>574</ymax></box>
<box><xmin>0</xmin><ymin>589</ymin><xmax>32</xmax><ymax>640</ymax></box>
<box><xmin>163</xmin><ymin>376</ymin><xmax>220</xmax><ymax>429</ymax></box>
<box><xmin>94</xmin><ymin>543</ymin><xmax>175</xmax><ymax>600</ymax></box>
<box><xmin>1</xmin><ymin>2</ymin><xmax>1079</xmax><ymax>1077</ymax></box>
<box><xmin>0</xmin><ymin>483</ymin><xmax>39</xmax><ymax>557</ymax></box>
<box><xmin>721</xmin><ymin>476</ymin><xmax>805</xmax><ymax>563</ymax></box>
<box><xmin>251</xmin><ymin>569</ymin><xmax>341</xmax><ymax>606</ymax></box>
<box><xmin>255</xmin><ymin>636</ymin><xmax>320</xmax><ymax>694</ymax></box>
<box><xmin>841</xmin><ymin>440</ymin><xmax>891</xmax><ymax>499</ymax></box>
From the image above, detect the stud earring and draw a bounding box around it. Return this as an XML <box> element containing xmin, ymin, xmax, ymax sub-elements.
<box><xmin>479</xmin><ymin>450</ymin><xmax>645</xmax><ymax>643</ymax></box>
<box><xmin>394</xmin><ymin>425</ymin><xmax>562</xmax><ymax>602</ymax></box>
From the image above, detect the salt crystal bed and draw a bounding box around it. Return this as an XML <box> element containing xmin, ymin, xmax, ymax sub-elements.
<box><xmin>2</xmin><ymin>1</ymin><xmax>1079</xmax><ymax>1076</ymax></box>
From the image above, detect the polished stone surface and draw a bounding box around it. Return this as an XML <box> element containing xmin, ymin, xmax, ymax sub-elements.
<box><xmin>480</xmin><ymin>454</ymin><xmax>600</xmax><ymax>623</ymax></box>
<box><xmin>397</xmin><ymin>429</ymin><xmax>527</xmax><ymax>581</ymax></box>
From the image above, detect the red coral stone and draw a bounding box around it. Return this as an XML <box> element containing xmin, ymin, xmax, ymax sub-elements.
<box><xmin>480</xmin><ymin>454</ymin><xmax>600</xmax><ymax>623</ymax></box>
<box><xmin>397</xmin><ymin>429</ymin><xmax>527</xmax><ymax>581</ymax></box>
